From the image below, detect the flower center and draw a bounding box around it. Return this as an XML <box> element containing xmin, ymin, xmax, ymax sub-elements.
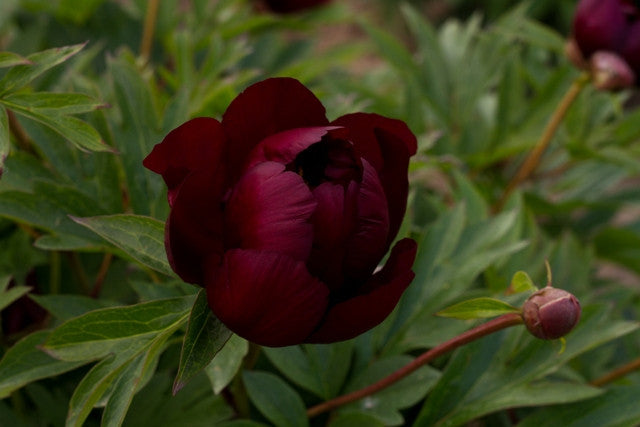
<box><xmin>288</xmin><ymin>137</ymin><xmax>362</xmax><ymax>187</ymax></box>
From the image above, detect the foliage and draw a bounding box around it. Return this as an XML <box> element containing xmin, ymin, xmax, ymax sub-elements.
<box><xmin>0</xmin><ymin>0</ymin><xmax>639</xmax><ymax>426</ymax></box>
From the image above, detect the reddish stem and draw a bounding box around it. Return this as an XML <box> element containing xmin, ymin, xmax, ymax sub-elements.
<box><xmin>590</xmin><ymin>357</ymin><xmax>640</xmax><ymax>387</ymax></box>
<box><xmin>306</xmin><ymin>312</ymin><xmax>524</xmax><ymax>418</ymax></box>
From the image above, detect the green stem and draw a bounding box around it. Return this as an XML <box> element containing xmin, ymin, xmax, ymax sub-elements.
<box><xmin>65</xmin><ymin>252</ymin><xmax>90</xmax><ymax>294</ymax></box>
<box><xmin>306</xmin><ymin>313</ymin><xmax>524</xmax><ymax>418</ymax></box>
<box><xmin>494</xmin><ymin>73</ymin><xmax>590</xmax><ymax>211</ymax></box>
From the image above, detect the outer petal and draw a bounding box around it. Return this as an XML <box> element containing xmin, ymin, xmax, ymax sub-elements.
<box><xmin>307</xmin><ymin>181</ymin><xmax>357</xmax><ymax>290</ymax></box>
<box><xmin>343</xmin><ymin>159</ymin><xmax>390</xmax><ymax>282</ymax></box>
<box><xmin>206</xmin><ymin>249</ymin><xmax>329</xmax><ymax>347</ymax></box>
<box><xmin>243</xmin><ymin>126</ymin><xmax>344</xmax><ymax>172</ymax></box>
<box><xmin>332</xmin><ymin>113</ymin><xmax>415</xmax><ymax>245</ymax></box>
<box><xmin>143</xmin><ymin>117</ymin><xmax>225</xmax><ymax>206</ymax></box>
<box><xmin>165</xmin><ymin>168</ymin><xmax>226</xmax><ymax>284</ymax></box>
<box><xmin>331</xmin><ymin>113</ymin><xmax>417</xmax><ymax>172</ymax></box>
<box><xmin>306</xmin><ymin>238</ymin><xmax>417</xmax><ymax>343</ymax></box>
<box><xmin>573</xmin><ymin>0</ymin><xmax>628</xmax><ymax>57</ymax></box>
<box><xmin>222</xmin><ymin>78</ymin><xmax>329</xmax><ymax>183</ymax></box>
<box><xmin>225</xmin><ymin>162</ymin><xmax>316</xmax><ymax>262</ymax></box>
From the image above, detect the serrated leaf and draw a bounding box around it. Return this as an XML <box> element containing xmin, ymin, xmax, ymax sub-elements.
<box><xmin>0</xmin><ymin>106</ymin><xmax>8</xmax><ymax>177</ymax></box>
<box><xmin>173</xmin><ymin>289</ymin><xmax>232</xmax><ymax>395</ymax></box>
<box><xmin>437</xmin><ymin>297</ymin><xmax>520</xmax><ymax>319</ymax></box>
<box><xmin>0</xmin><ymin>43</ymin><xmax>86</xmax><ymax>96</ymax></box>
<box><xmin>5</xmin><ymin>102</ymin><xmax>109</xmax><ymax>152</ymax></box>
<box><xmin>43</xmin><ymin>295</ymin><xmax>194</xmax><ymax>361</ymax></box>
<box><xmin>243</xmin><ymin>371</ymin><xmax>309</xmax><ymax>427</ymax></box>
<box><xmin>0</xmin><ymin>52</ymin><xmax>31</xmax><ymax>68</ymax></box>
<box><xmin>2</xmin><ymin>92</ymin><xmax>107</xmax><ymax>115</ymax></box>
<box><xmin>205</xmin><ymin>334</ymin><xmax>248</xmax><ymax>394</ymax></box>
<box><xmin>71</xmin><ymin>214</ymin><xmax>174</xmax><ymax>277</ymax></box>
<box><xmin>0</xmin><ymin>330</ymin><xmax>86</xmax><ymax>398</ymax></box>
<box><xmin>510</xmin><ymin>271</ymin><xmax>537</xmax><ymax>293</ymax></box>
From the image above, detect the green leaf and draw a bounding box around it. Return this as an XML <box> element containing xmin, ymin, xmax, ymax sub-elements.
<box><xmin>329</xmin><ymin>413</ymin><xmax>385</xmax><ymax>427</ymax></box>
<box><xmin>340</xmin><ymin>355</ymin><xmax>441</xmax><ymax>426</ymax></box>
<box><xmin>0</xmin><ymin>52</ymin><xmax>31</xmax><ymax>68</ymax></box>
<box><xmin>43</xmin><ymin>295</ymin><xmax>194</xmax><ymax>361</ymax></box>
<box><xmin>436</xmin><ymin>297</ymin><xmax>520</xmax><ymax>319</ymax></box>
<box><xmin>205</xmin><ymin>334</ymin><xmax>248</xmax><ymax>394</ymax></box>
<box><xmin>518</xmin><ymin>384</ymin><xmax>640</xmax><ymax>427</ymax></box>
<box><xmin>2</xmin><ymin>92</ymin><xmax>107</xmax><ymax>115</ymax></box>
<box><xmin>263</xmin><ymin>342</ymin><xmax>353</xmax><ymax>399</ymax></box>
<box><xmin>0</xmin><ymin>275</ymin><xmax>31</xmax><ymax>311</ymax></box>
<box><xmin>415</xmin><ymin>304</ymin><xmax>639</xmax><ymax>426</ymax></box>
<box><xmin>107</xmin><ymin>54</ymin><xmax>165</xmax><ymax>217</ymax></box>
<box><xmin>5</xmin><ymin>102</ymin><xmax>109</xmax><ymax>152</ymax></box>
<box><xmin>0</xmin><ymin>330</ymin><xmax>86</xmax><ymax>398</ymax></box>
<box><xmin>71</xmin><ymin>214</ymin><xmax>174</xmax><ymax>277</ymax></box>
<box><xmin>30</xmin><ymin>294</ymin><xmax>119</xmax><ymax>321</ymax></box>
<box><xmin>510</xmin><ymin>271</ymin><xmax>537</xmax><ymax>293</ymax></box>
<box><xmin>173</xmin><ymin>289</ymin><xmax>232</xmax><ymax>395</ymax></box>
<box><xmin>0</xmin><ymin>43</ymin><xmax>86</xmax><ymax>96</ymax></box>
<box><xmin>243</xmin><ymin>371</ymin><xmax>309</xmax><ymax>427</ymax></box>
<box><xmin>0</xmin><ymin>106</ymin><xmax>9</xmax><ymax>174</ymax></box>
<box><xmin>100</xmin><ymin>331</ymin><xmax>167</xmax><ymax>427</ymax></box>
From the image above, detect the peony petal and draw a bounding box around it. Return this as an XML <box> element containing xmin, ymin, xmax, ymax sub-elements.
<box><xmin>222</xmin><ymin>78</ymin><xmax>329</xmax><ymax>183</ymax></box>
<box><xmin>332</xmin><ymin>113</ymin><xmax>415</xmax><ymax>245</ymax></box>
<box><xmin>206</xmin><ymin>249</ymin><xmax>329</xmax><ymax>347</ymax></box>
<box><xmin>307</xmin><ymin>238</ymin><xmax>417</xmax><ymax>343</ymax></box>
<box><xmin>225</xmin><ymin>162</ymin><xmax>317</xmax><ymax>262</ymax></box>
<box><xmin>143</xmin><ymin>117</ymin><xmax>225</xmax><ymax>206</ymax></box>
<box><xmin>165</xmin><ymin>168</ymin><xmax>226</xmax><ymax>284</ymax></box>
<box><xmin>343</xmin><ymin>159</ymin><xmax>390</xmax><ymax>282</ymax></box>
<box><xmin>243</xmin><ymin>126</ymin><xmax>344</xmax><ymax>172</ymax></box>
<box><xmin>307</xmin><ymin>181</ymin><xmax>357</xmax><ymax>290</ymax></box>
<box><xmin>331</xmin><ymin>113</ymin><xmax>417</xmax><ymax>172</ymax></box>
<box><xmin>573</xmin><ymin>0</ymin><xmax>628</xmax><ymax>57</ymax></box>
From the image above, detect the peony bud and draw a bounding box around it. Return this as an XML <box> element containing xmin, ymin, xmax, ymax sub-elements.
<box><xmin>522</xmin><ymin>286</ymin><xmax>581</xmax><ymax>340</ymax></box>
<box><xmin>571</xmin><ymin>0</ymin><xmax>640</xmax><ymax>88</ymax></box>
<box><xmin>590</xmin><ymin>51</ymin><xmax>636</xmax><ymax>90</ymax></box>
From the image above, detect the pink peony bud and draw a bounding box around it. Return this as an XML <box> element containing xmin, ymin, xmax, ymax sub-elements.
<box><xmin>522</xmin><ymin>287</ymin><xmax>581</xmax><ymax>340</ymax></box>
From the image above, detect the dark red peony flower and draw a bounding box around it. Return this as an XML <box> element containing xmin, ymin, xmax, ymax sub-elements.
<box><xmin>144</xmin><ymin>78</ymin><xmax>417</xmax><ymax>347</ymax></box>
<box><xmin>260</xmin><ymin>0</ymin><xmax>330</xmax><ymax>14</ymax></box>
<box><xmin>571</xmin><ymin>0</ymin><xmax>640</xmax><ymax>86</ymax></box>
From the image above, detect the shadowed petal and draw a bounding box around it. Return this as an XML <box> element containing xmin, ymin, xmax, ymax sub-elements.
<box><xmin>166</xmin><ymin>168</ymin><xmax>226</xmax><ymax>284</ymax></box>
<box><xmin>206</xmin><ymin>249</ymin><xmax>329</xmax><ymax>347</ymax></box>
<box><xmin>222</xmin><ymin>78</ymin><xmax>329</xmax><ymax>183</ymax></box>
<box><xmin>244</xmin><ymin>126</ymin><xmax>344</xmax><ymax>172</ymax></box>
<box><xmin>344</xmin><ymin>159</ymin><xmax>390</xmax><ymax>281</ymax></box>
<box><xmin>332</xmin><ymin>113</ymin><xmax>415</xmax><ymax>244</ymax></box>
<box><xmin>306</xmin><ymin>238</ymin><xmax>417</xmax><ymax>343</ymax></box>
<box><xmin>225</xmin><ymin>162</ymin><xmax>317</xmax><ymax>261</ymax></box>
<box><xmin>143</xmin><ymin>117</ymin><xmax>225</xmax><ymax>206</ymax></box>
